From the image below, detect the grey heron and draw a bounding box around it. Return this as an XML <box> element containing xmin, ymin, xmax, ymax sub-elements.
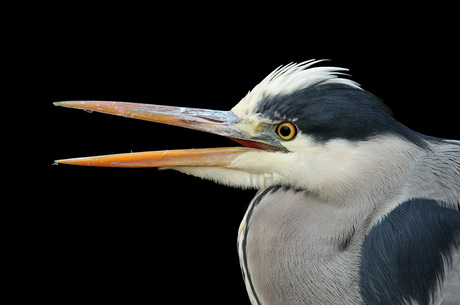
<box><xmin>55</xmin><ymin>60</ymin><xmax>459</xmax><ymax>305</ymax></box>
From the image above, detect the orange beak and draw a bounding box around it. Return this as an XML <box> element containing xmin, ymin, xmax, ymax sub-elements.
<box><xmin>54</xmin><ymin>101</ymin><xmax>281</xmax><ymax>168</ymax></box>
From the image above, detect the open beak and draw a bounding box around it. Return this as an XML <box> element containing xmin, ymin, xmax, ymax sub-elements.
<box><xmin>54</xmin><ymin>101</ymin><xmax>281</xmax><ymax>168</ymax></box>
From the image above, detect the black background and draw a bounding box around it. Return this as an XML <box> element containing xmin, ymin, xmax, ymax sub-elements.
<box><xmin>27</xmin><ymin>6</ymin><xmax>459</xmax><ymax>304</ymax></box>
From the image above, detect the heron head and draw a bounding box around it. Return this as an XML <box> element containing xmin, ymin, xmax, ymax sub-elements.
<box><xmin>55</xmin><ymin>60</ymin><xmax>425</xmax><ymax>192</ymax></box>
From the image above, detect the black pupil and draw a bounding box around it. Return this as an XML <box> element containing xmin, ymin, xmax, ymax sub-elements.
<box><xmin>280</xmin><ymin>125</ymin><xmax>292</xmax><ymax>137</ymax></box>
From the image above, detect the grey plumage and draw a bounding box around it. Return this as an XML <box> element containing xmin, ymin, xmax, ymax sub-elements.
<box><xmin>239</xmin><ymin>137</ymin><xmax>459</xmax><ymax>304</ymax></box>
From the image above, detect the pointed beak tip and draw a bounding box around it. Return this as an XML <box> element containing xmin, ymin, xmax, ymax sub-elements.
<box><xmin>53</xmin><ymin>101</ymin><xmax>74</xmax><ymax>107</ymax></box>
<box><xmin>53</xmin><ymin>158</ymin><xmax>74</xmax><ymax>166</ymax></box>
<box><xmin>54</xmin><ymin>101</ymin><xmax>90</xmax><ymax>108</ymax></box>
<box><xmin>54</xmin><ymin>101</ymin><xmax>73</xmax><ymax>107</ymax></box>
<box><xmin>54</xmin><ymin>101</ymin><xmax>77</xmax><ymax>109</ymax></box>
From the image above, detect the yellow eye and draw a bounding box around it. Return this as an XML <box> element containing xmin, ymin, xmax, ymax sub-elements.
<box><xmin>276</xmin><ymin>122</ymin><xmax>297</xmax><ymax>141</ymax></box>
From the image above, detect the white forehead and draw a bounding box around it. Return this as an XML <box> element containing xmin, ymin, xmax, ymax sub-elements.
<box><xmin>231</xmin><ymin>59</ymin><xmax>361</xmax><ymax>119</ymax></box>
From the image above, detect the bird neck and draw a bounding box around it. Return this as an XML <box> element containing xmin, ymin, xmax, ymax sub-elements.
<box><xmin>307</xmin><ymin>135</ymin><xmax>425</xmax><ymax>206</ymax></box>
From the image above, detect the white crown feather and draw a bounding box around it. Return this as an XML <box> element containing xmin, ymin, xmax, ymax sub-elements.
<box><xmin>232</xmin><ymin>59</ymin><xmax>361</xmax><ymax>118</ymax></box>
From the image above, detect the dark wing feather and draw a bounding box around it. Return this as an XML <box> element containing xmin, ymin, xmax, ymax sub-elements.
<box><xmin>359</xmin><ymin>198</ymin><xmax>460</xmax><ymax>305</ymax></box>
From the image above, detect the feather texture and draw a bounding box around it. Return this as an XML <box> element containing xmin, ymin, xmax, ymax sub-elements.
<box><xmin>232</xmin><ymin>60</ymin><xmax>360</xmax><ymax>119</ymax></box>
